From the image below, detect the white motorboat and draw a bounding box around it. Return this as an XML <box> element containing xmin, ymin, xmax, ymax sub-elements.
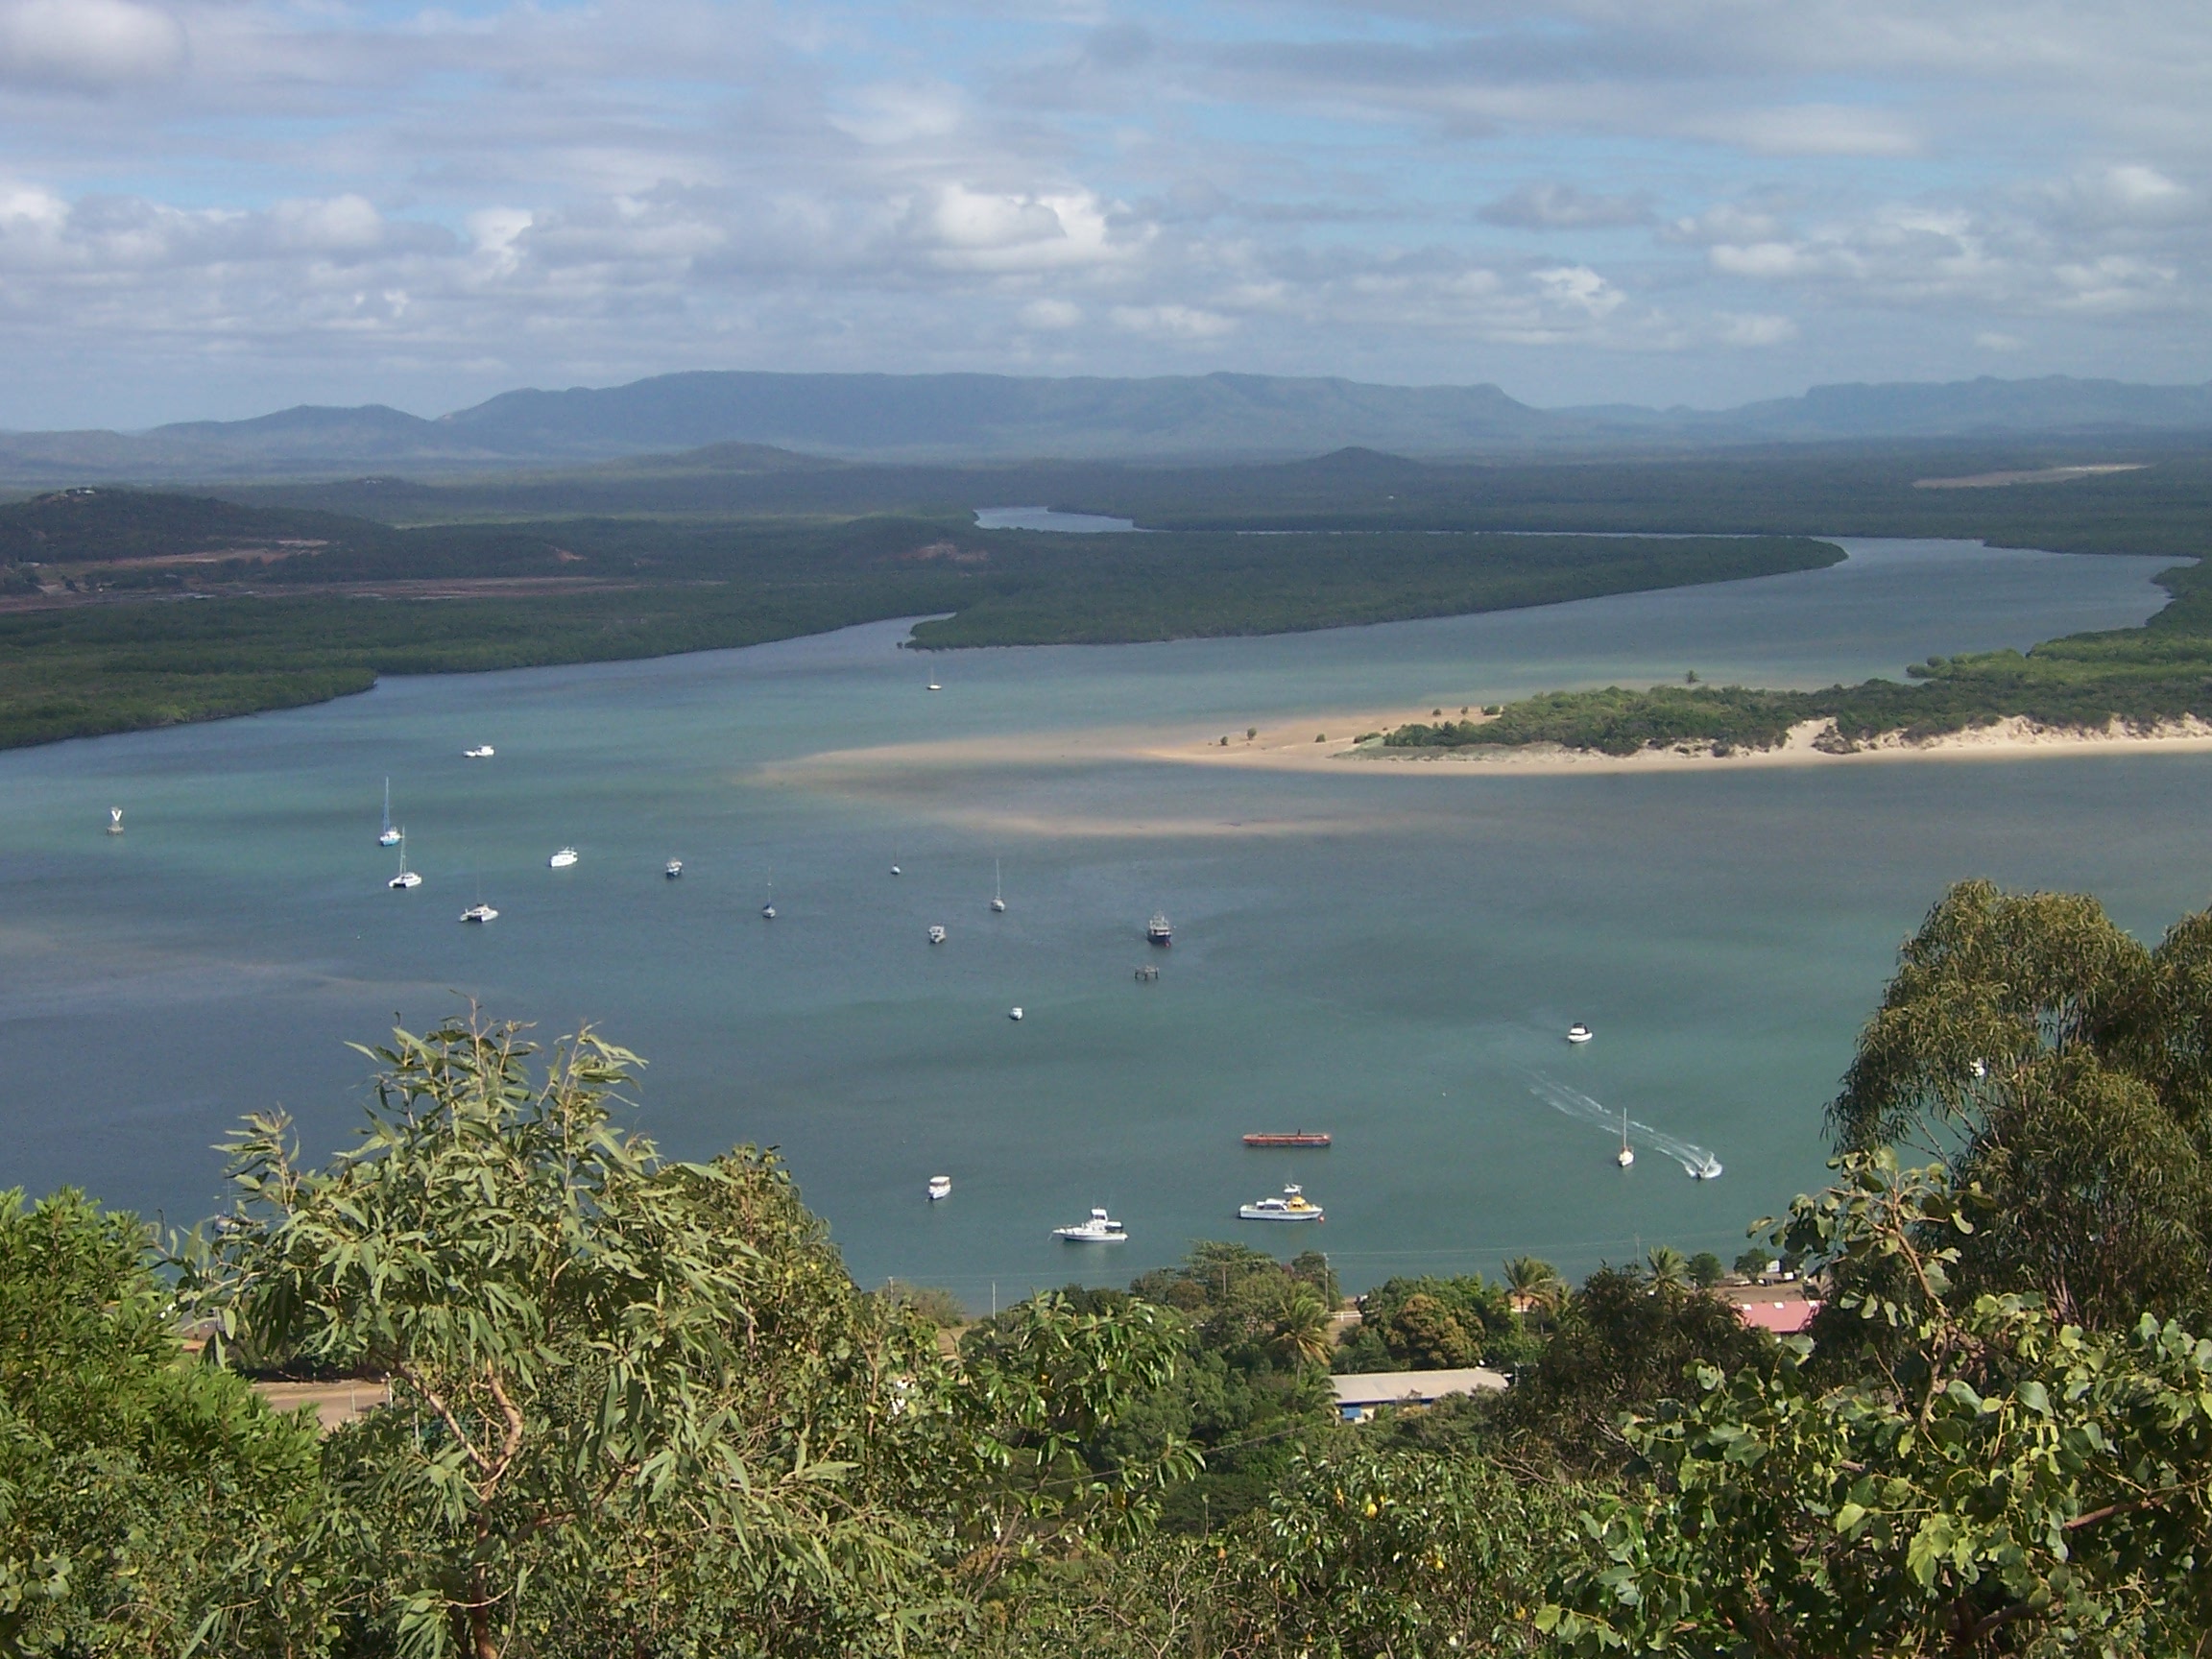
<box><xmin>1567</xmin><ymin>1023</ymin><xmax>1593</xmax><ymax>1044</ymax></box>
<box><xmin>463</xmin><ymin>745</ymin><xmax>495</xmax><ymax>759</ymax></box>
<box><xmin>548</xmin><ymin>847</ymin><xmax>578</xmax><ymax>869</ymax></box>
<box><xmin>1008</xmin><ymin>1006</ymin><xmax>1023</xmax><ymax>1022</ymax></box>
<box><xmin>460</xmin><ymin>902</ymin><xmax>498</xmax><ymax>924</ymax></box>
<box><xmin>377</xmin><ymin>779</ymin><xmax>401</xmax><ymax>847</ymax></box>
<box><xmin>108</xmin><ymin>806</ymin><xmax>123</xmax><ymax>834</ymax></box>
<box><xmin>926</xmin><ymin>681</ymin><xmax>942</xmax><ymax>691</ymax></box>
<box><xmin>1238</xmin><ymin>1184</ymin><xmax>1325</xmax><ymax>1222</ymax></box>
<box><xmin>891</xmin><ymin>865</ymin><xmax>902</xmax><ymax>876</ymax></box>
<box><xmin>1053</xmin><ymin>1208</ymin><xmax>1128</xmax><ymax>1243</ymax></box>
<box><xmin>926</xmin><ymin>1175</ymin><xmax>952</xmax><ymax>1201</ymax></box>
<box><xmin>928</xmin><ymin>925</ymin><xmax>947</xmax><ymax>945</ymax></box>
<box><xmin>1616</xmin><ymin>1104</ymin><xmax>1635</xmax><ymax>1167</ymax></box>
<box><xmin>664</xmin><ymin>859</ymin><xmax>684</xmax><ymax>878</ymax></box>
<box><xmin>1146</xmin><ymin>912</ymin><xmax>1172</xmax><ymax>947</ymax></box>
<box><xmin>991</xmin><ymin>858</ymin><xmax>1007</xmax><ymax>913</ymax></box>
<box><xmin>388</xmin><ymin>833</ymin><xmax>421</xmax><ymax>890</ymax></box>
<box><xmin>1690</xmin><ymin>1156</ymin><xmax>1723</xmax><ymax>1181</ymax></box>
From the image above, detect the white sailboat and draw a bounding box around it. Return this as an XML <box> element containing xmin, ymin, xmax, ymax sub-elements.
<box><xmin>377</xmin><ymin>779</ymin><xmax>401</xmax><ymax>847</ymax></box>
<box><xmin>991</xmin><ymin>858</ymin><xmax>1006</xmax><ymax>913</ymax></box>
<box><xmin>761</xmin><ymin>877</ymin><xmax>776</xmax><ymax>920</ymax></box>
<box><xmin>460</xmin><ymin>902</ymin><xmax>498</xmax><ymax>923</ymax></box>
<box><xmin>107</xmin><ymin>806</ymin><xmax>123</xmax><ymax>835</ymax></box>
<box><xmin>388</xmin><ymin>832</ymin><xmax>421</xmax><ymax>889</ymax></box>
<box><xmin>1616</xmin><ymin>1104</ymin><xmax>1635</xmax><ymax>1167</ymax></box>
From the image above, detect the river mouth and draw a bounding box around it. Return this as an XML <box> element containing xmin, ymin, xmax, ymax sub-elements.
<box><xmin>0</xmin><ymin>537</ymin><xmax>2193</xmax><ymax>1303</ymax></box>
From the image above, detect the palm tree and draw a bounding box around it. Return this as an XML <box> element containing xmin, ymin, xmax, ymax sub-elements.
<box><xmin>1503</xmin><ymin>1255</ymin><xmax>1566</xmax><ymax>1316</ymax></box>
<box><xmin>1269</xmin><ymin>1286</ymin><xmax>1334</xmax><ymax>1368</ymax></box>
<box><xmin>1646</xmin><ymin>1244</ymin><xmax>1689</xmax><ymax>1287</ymax></box>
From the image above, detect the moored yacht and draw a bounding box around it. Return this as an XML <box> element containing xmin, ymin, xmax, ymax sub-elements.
<box><xmin>991</xmin><ymin>858</ymin><xmax>1006</xmax><ymax>913</ymax></box>
<box><xmin>1146</xmin><ymin>912</ymin><xmax>1172</xmax><ymax>947</ymax></box>
<box><xmin>377</xmin><ymin>779</ymin><xmax>401</xmax><ymax>847</ymax></box>
<box><xmin>460</xmin><ymin>902</ymin><xmax>498</xmax><ymax>924</ymax></box>
<box><xmin>1567</xmin><ymin>1023</ymin><xmax>1593</xmax><ymax>1044</ymax></box>
<box><xmin>928</xmin><ymin>925</ymin><xmax>947</xmax><ymax>945</ymax></box>
<box><xmin>926</xmin><ymin>1175</ymin><xmax>952</xmax><ymax>1202</ymax></box>
<box><xmin>1053</xmin><ymin>1208</ymin><xmax>1128</xmax><ymax>1243</ymax></box>
<box><xmin>388</xmin><ymin>833</ymin><xmax>421</xmax><ymax>890</ymax></box>
<box><xmin>108</xmin><ymin>807</ymin><xmax>123</xmax><ymax>834</ymax></box>
<box><xmin>664</xmin><ymin>859</ymin><xmax>684</xmax><ymax>878</ymax></box>
<box><xmin>1238</xmin><ymin>1184</ymin><xmax>1324</xmax><ymax>1222</ymax></box>
<box><xmin>548</xmin><ymin>847</ymin><xmax>579</xmax><ymax>869</ymax></box>
<box><xmin>1616</xmin><ymin>1104</ymin><xmax>1635</xmax><ymax>1167</ymax></box>
<box><xmin>463</xmin><ymin>745</ymin><xmax>495</xmax><ymax>759</ymax></box>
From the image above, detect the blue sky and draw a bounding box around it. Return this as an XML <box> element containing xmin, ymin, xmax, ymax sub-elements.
<box><xmin>0</xmin><ymin>0</ymin><xmax>2206</xmax><ymax>426</ymax></box>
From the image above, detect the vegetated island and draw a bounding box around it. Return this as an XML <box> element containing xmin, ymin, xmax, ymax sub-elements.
<box><xmin>1379</xmin><ymin>553</ymin><xmax>2212</xmax><ymax>762</ymax></box>
<box><xmin>0</xmin><ymin>484</ymin><xmax>1839</xmax><ymax>750</ymax></box>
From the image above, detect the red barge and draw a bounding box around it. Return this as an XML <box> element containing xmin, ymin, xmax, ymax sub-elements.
<box><xmin>1241</xmin><ymin>1132</ymin><xmax>1332</xmax><ymax>1148</ymax></box>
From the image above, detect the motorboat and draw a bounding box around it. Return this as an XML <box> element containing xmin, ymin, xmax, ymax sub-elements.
<box><xmin>1238</xmin><ymin>1184</ymin><xmax>1325</xmax><ymax>1222</ymax></box>
<box><xmin>1690</xmin><ymin>1156</ymin><xmax>1723</xmax><ymax>1181</ymax></box>
<box><xmin>460</xmin><ymin>902</ymin><xmax>498</xmax><ymax>924</ymax></box>
<box><xmin>388</xmin><ymin>833</ymin><xmax>421</xmax><ymax>890</ymax></box>
<box><xmin>926</xmin><ymin>681</ymin><xmax>942</xmax><ymax>692</ymax></box>
<box><xmin>377</xmin><ymin>779</ymin><xmax>401</xmax><ymax>847</ymax></box>
<box><xmin>1053</xmin><ymin>1208</ymin><xmax>1128</xmax><ymax>1243</ymax></box>
<box><xmin>1616</xmin><ymin>1104</ymin><xmax>1635</xmax><ymax>1167</ymax></box>
<box><xmin>891</xmin><ymin>865</ymin><xmax>902</xmax><ymax>876</ymax></box>
<box><xmin>991</xmin><ymin>858</ymin><xmax>1006</xmax><ymax>913</ymax></box>
<box><xmin>1146</xmin><ymin>912</ymin><xmax>1172</xmax><ymax>947</ymax></box>
<box><xmin>664</xmin><ymin>860</ymin><xmax>684</xmax><ymax>878</ymax></box>
<box><xmin>1009</xmin><ymin>1006</ymin><xmax>1023</xmax><ymax>1022</ymax></box>
<box><xmin>1567</xmin><ymin>1023</ymin><xmax>1593</xmax><ymax>1044</ymax></box>
<box><xmin>928</xmin><ymin>925</ymin><xmax>947</xmax><ymax>945</ymax></box>
<box><xmin>108</xmin><ymin>807</ymin><xmax>123</xmax><ymax>834</ymax></box>
<box><xmin>1242</xmin><ymin>1132</ymin><xmax>1332</xmax><ymax>1148</ymax></box>
<box><xmin>926</xmin><ymin>1175</ymin><xmax>952</xmax><ymax>1202</ymax></box>
<box><xmin>762</xmin><ymin>902</ymin><xmax>777</xmax><ymax>920</ymax></box>
<box><xmin>548</xmin><ymin>847</ymin><xmax>579</xmax><ymax>869</ymax></box>
<box><xmin>463</xmin><ymin>745</ymin><xmax>495</xmax><ymax>759</ymax></box>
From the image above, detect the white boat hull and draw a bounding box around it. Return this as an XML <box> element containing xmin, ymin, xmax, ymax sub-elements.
<box><xmin>1238</xmin><ymin>1207</ymin><xmax>1325</xmax><ymax>1221</ymax></box>
<box><xmin>1054</xmin><ymin>1230</ymin><xmax>1128</xmax><ymax>1242</ymax></box>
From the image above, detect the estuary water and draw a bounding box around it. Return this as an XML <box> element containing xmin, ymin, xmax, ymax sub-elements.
<box><xmin>3</xmin><ymin>539</ymin><xmax>2207</xmax><ymax>1304</ymax></box>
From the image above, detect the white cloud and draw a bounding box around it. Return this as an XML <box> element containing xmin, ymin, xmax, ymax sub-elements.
<box><xmin>0</xmin><ymin>0</ymin><xmax>183</xmax><ymax>91</ymax></box>
<box><xmin>1021</xmin><ymin>298</ymin><xmax>1082</xmax><ymax>328</ymax></box>
<box><xmin>1719</xmin><ymin>311</ymin><xmax>1797</xmax><ymax>347</ymax></box>
<box><xmin>1109</xmin><ymin>302</ymin><xmax>1235</xmax><ymax>338</ymax></box>
<box><xmin>1479</xmin><ymin>182</ymin><xmax>1649</xmax><ymax>230</ymax></box>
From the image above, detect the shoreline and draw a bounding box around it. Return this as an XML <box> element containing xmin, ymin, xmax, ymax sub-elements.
<box><xmin>1143</xmin><ymin>712</ymin><xmax>2212</xmax><ymax>776</ymax></box>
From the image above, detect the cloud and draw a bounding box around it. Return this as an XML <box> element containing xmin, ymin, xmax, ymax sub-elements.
<box><xmin>1109</xmin><ymin>302</ymin><xmax>1235</xmax><ymax>338</ymax></box>
<box><xmin>1479</xmin><ymin>182</ymin><xmax>1650</xmax><ymax>230</ymax></box>
<box><xmin>0</xmin><ymin>0</ymin><xmax>183</xmax><ymax>91</ymax></box>
<box><xmin>1719</xmin><ymin>311</ymin><xmax>1797</xmax><ymax>347</ymax></box>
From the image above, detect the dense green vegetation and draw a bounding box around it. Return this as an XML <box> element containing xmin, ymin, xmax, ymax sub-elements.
<box><xmin>15</xmin><ymin>878</ymin><xmax>2212</xmax><ymax>1654</ymax></box>
<box><xmin>1386</xmin><ymin>553</ymin><xmax>2212</xmax><ymax>756</ymax></box>
<box><xmin>0</xmin><ymin>486</ymin><xmax>1839</xmax><ymax>748</ymax></box>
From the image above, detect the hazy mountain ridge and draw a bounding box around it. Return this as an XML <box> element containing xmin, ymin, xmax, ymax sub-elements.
<box><xmin>7</xmin><ymin>371</ymin><xmax>2212</xmax><ymax>483</ymax></box>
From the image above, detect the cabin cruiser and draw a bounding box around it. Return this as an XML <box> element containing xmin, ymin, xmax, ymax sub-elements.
<box><xmin>928</xmin><ymin>925</ymin><xmax>948</xmax><ymax>945</ymax></box>
<box><xmin>548</xmin><ymin>848</ymin><xmax>579</xmax><ymax>869</ymax></box>
<box><xmin>460</xmin><ymin>902</ymin><xmax>498</xmax><ymax>924</ymax></box>
<box><xmin>926</xmin><ymin>1175</ymin><xmax>952</xmax><ymax>1202</ymax></box>
<box><xmin>1053</xmin><ymin>1208</ymin><xmax>1128</xmax><ymax>1243</ymax></box>
<box><xmin>1146</xmin><ymin>913</ymin><xmax>1172</xmax><ymax>947</ymax></box>
<box><xmin>664</xmin><ymin>860</ymin><xmax>683</xmax><ymax>879</ymax></box>
<box><xmin>1238</xmin><ymin>1184</ymin><xmax>1324</xmax><ymax>1222</ymax></box>
<box><xmin>1008</xmin><ymin>1006</ymin><xmax>1023</xmax><ymax>1022</ymax></box>
<box><xmin>463</xmin><ymin>745</ymin><xmax>495</xmax><ymax>759</ymax></box>
<box><xmin>1567</xmin><ymin>1023</ymin><xmax>1593</xmax><ymax>1044</ymax></box>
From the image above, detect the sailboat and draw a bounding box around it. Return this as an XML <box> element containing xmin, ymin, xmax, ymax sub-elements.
<box><xmin>377</xmin><ymin>780</ymin><xmax>401</xmax><ymax>847</ymax></box>
<box><xmin>991</xmin><ymin>858</ymin><xmax>1006</xmax><ymax>913</ymax></box>
<box><xmin>388</xmin><ymin>832</ymin><xmax>421</xmax><ymax>890</ymax></box>
<box><xmin>1616</xmin><ymin>1104</ymin><xmax>1635</xmax><ymax>1168</ymax></box>
<box><xmin>108</xmin><ymin>806</ymin><xmax>123</xmax><ymax>835</ymax></box>
<box><xmin>761</xmin><ymin>877</ymin><xmax>776</xmax><ymax>920</ymax></box>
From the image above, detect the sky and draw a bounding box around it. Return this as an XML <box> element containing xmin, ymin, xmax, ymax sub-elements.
<box><xmin>1</xmin><ymin>0</ymin><xmax>2208</xmax><ymax>428</ymax></box>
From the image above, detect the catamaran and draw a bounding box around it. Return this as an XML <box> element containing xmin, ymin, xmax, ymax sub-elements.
<box><xmin>460</xmin><ymin>902</ymin><xmax>498</xmax><ymax>924</ymax></box>
<box><xmin>388</xmin><ymin>833</ymin><xmax>421</xmax><ymax>890</ymax></box>
<box><xmin>377</xmin><ymin>779</ymin><xmax>401</xmax><ymax>847</ymax></box>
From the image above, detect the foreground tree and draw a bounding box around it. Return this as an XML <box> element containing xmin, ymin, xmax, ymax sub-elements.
<box><xmin>1541</xmin><ymin>1154</ymin><xmax>2212</xmax><ymax>1656</ymax></box>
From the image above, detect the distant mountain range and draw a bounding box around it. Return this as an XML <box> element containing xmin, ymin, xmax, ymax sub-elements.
<box><xmin>7</xmin><ymin>371</ymin><xmax>2212</xmax><ymax>481</ymax></box>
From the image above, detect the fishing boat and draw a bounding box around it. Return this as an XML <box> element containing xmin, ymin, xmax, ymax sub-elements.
<box><xmin>1238</xmin><ymin>1184</ymin><xmax>1324</xmax><ymax>1222</ymax></box>
<box><xmin>1146</xmin><ymin>912</ymin><xmax>1172</xmax><ymax>947</ymax></box>
<box><xmin>388</xmin><ymin>833</ymin><xmax>421</xmax><ymax>890</ymax></box>
<box><xmin>1616</xmin><ymin>1104</ymin><xmax>1635</xmax><ymax>1168</ymax></box>
<box><xmin>926</xmin><ymin>1175</ymin><xmax>952</xmax><ymax>1202</ymax></box>
<box><xmin>377</xmin><ymin>780</ymin><xmax>401</xmax><ymax>847</ymax></box>
<box><xmin>463</xmin><ymin>745</ymin><xmax>495</xmax><ymax>759</ymax></box>
<box><xmin>1567</xmin><ymin>1023</ymin><xmax>1593</xmax><ymax>1044</ymax></box>
<box><xmin>460</xmin><ymin>902</ymin><xmax>498</xmax><ymax>924</ymax></box>
<box><xmin>108</xmin><ymin>807</ymin><xmax>123</xmax><ymax>835</ymax></box>
<box><xmin>664</xmin><ymin>859</ymin><xmax>684</xmax><ymax>878</ymax></box>
<box><xmin>991</xmin><ymin>858</ymin><xmax>1006</xmax><ymax>913</ymax></box>
<box><xmin>928</xmin><ymin>926</ymin><xmax>947</xmax><ymax>945</ymax></box>
<box><xmin>548</xmin><ymin>847</ymin><xmax>579</xmax><ymax>869</ymax></box>
<box><xmin>1242</xmin><ymin>1132</ymin><xmax>1332</xmax><ymax>1148</ymax></box>
<box><xmin>1053</xmin><ymin>1208</ymin><xmax>1128</xmax><ymax>1243</ymax></box>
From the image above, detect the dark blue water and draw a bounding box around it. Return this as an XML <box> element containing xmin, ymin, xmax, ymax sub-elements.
<box><xmin>1</xmin><ymin>539</ymin><xmax>2200</xmax><ymax>1306</ymax></box>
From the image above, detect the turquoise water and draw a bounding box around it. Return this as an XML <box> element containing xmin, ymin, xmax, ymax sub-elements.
<box><xmin>3</xmin><ymin>539</ymin><xmax>2206</xmax><ymax>1305</ymax></box>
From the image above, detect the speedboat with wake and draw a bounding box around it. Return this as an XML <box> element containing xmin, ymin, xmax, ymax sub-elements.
<box><xmin>1238</xmin><ymin>1184</ymin><xmax>1324</xmax><ymax>1222</ymax></box>
<box><xmin>1053</xmin><ymin>1208</ymin><xmax>1128</xmax><ymax>1243</ymax></box>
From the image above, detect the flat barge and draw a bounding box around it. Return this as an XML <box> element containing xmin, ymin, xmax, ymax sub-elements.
<box><xmin>1242</xmin><ymin>1132</ymin><xmax>1332</xmax><ymax>1148</ymax></box>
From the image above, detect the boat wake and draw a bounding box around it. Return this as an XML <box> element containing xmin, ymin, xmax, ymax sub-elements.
<box><xmin>1527</xmin><ymin>1073</ymin><xmax>1723</xmax><ymax>1179</ymax></box>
